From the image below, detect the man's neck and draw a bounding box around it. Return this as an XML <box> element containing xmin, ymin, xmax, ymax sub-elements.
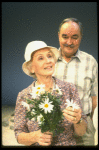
<box><xmin>60</xmin><ymin>48</ymin><xmax>78</xmax><ymax>62</ymax></box>
<box><xmin>63</xmin><ymin>56</ymin><xmax>71</xmax><ymax>62</ymax></box>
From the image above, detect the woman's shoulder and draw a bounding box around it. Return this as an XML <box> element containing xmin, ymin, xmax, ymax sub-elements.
<box><xmin>17</xmin><ymin>82</ymin><xmax>34</xmax><ymax>98</ymax></box>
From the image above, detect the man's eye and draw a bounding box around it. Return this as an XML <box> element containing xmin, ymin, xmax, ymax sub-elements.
<box><xmin>72</xmin><ymin>37</ymin><xmax>78</xmax><ymax>39</ymax></box>
<box><xmin>62</xmin><ymin>36</ymin><xmax>68</xmax><ymax>39</ymax></box>
<box><xmin>62</xmin><ymin>34</ymin><xmax>68</xmax><ymax>39</ymax></box>
<box><xmin>72</xmin><ymin>35</ymin><xmax>78</xmax><ymax>39</ymax></box>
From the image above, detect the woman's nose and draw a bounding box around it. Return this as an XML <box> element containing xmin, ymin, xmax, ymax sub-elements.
<box><xmin>45</xmin><ymin>57</ymin><xmax>51</xmax><ymax>63</ymax></box>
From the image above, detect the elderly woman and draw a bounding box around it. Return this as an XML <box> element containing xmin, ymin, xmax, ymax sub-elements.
<box><xmin>14</xmin><ymin>41</ymin><xmax>87</xmax><ymax>146</ymax></box>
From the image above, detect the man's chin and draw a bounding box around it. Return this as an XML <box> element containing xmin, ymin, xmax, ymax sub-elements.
<box><xmin>64</xmin><ymin>52</ymin><xmax>74</xmax><ymax>58</ymax></box>
<box><xmin>64</xmin><ymin>50</ymin><xmax>77</xmax><ymax>58</ymax></box>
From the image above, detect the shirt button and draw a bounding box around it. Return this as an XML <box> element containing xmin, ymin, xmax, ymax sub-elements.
<box><xmin>66</xmin><ymin>65</ymin><xmax>68</xmax><ymax>69</ymax></box>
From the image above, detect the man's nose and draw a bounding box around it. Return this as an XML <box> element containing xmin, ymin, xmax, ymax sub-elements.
<box><xmin>66</xmin><ymin>38</ymin><xmax>73</xmax><ymax>45</ymax></box>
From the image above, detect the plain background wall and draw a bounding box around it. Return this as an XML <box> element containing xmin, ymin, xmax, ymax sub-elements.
<box><xmin>2</xmin><ymin>2</ymin><xmax>98</xmax><ymax>105</ymax></box>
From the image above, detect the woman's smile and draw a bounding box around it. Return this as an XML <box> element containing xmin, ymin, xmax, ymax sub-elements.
<box><xmin>44</xmin><ymin>65</ymin><xmax>53</xmax><ymax>70</ymax></box>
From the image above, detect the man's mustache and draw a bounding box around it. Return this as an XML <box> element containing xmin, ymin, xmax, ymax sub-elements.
<box><xmin>63</xmin><ymin>44</ymin><xmax>74</xmax><ymax>48</ymax></box>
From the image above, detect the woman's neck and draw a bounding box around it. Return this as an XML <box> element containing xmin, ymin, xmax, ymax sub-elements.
<box><xmin>36</xmin><ymin>76</ymin><xmax>53</xmax><ymax>92</ymax></box>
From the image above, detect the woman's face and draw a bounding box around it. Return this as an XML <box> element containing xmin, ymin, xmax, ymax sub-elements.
<box><xmin>31</xmin><ymin>48</ymin><xmax>55</xmax><ymax>78</ymax></box>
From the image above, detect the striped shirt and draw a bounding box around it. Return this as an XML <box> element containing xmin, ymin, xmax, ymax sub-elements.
<box><xmin>54</xmin><ymin>49</ymin><xmax>98</xmax><ymax>114</ymax></box>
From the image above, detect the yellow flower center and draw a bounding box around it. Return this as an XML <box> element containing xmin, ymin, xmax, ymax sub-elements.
<box><xmin>37</xmin><ymin>87</ymin><xmax>41</xmax><ymax>90</ymax></box>
<box><xmin>36</xmin><ymin>91</ymin><xmax>39</xmax><ymax>94</ymax></box>
<box><xmin>44</xmin><ymin>104</ymin><xmax>49</xmax><ymax>108</ymax></box>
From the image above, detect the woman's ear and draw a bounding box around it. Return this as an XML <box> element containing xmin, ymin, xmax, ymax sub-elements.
<box><xmin>27</xmin><ymin>61</ymin><xmax>35</xmax><ymax>74</ymax></box>
<box><xmin>30</xmin><ymin>65</ymin><xmax>35</xmax><ymax>74</ymax></box>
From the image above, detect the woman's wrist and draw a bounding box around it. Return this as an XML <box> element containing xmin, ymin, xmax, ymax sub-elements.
<box><xmin>76</xmin><ymin>117</ymin><xmax>83</xmax><ymax>124</ymax></box>
<box><xmin>17</xmin><ymin>131</ymin><xmax>39</xmax><ymax>146</ymax></box>
<box><xmin>29</xmin><ymin>130</ymin><xmax>40</xmax><ymax>144</ymax></box>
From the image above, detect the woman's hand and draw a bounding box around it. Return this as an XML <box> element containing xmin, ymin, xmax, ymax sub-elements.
<box><xmin>36</xmin><ymin>130</ymin><xmax>53</xmax><ymax>146</ymax></box>
<box><xmin>17</xmin><ymin>130</ymin><xmax>53</xmax><ymax>146</ymax></box>
<box><xmin>63</xmin><ymin>106</ymin><xmax>82</xmax><ymax>124</ymax></box>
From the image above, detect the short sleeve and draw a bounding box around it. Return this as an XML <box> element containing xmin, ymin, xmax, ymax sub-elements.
<box><xmin>91</xmin><ymin>59</ymin><xmax>98</xmax><ymax>97</ymax></box>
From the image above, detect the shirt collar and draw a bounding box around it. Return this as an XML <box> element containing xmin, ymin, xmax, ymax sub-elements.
<box><xmin>72</xmin><ymin>49</ymin><xmax>81</xmax><ymax>61</ymax></box>
<box><xmin>58</xmin><ymin>48</ymin><xmax>81</xmax><ymax>62</ymax></box>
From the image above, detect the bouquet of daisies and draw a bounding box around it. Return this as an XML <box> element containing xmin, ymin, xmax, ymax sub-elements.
<box><xmin>21</xmin><ymin>84</ymin><xmax>64</xmax><ymax>136</ymax></box>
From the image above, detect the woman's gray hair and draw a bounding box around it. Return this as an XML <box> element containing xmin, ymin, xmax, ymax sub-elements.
<box><xmin>58</xmin><ymin>18</ymin><xmax>83</xmax><ymax>36</ymax></box>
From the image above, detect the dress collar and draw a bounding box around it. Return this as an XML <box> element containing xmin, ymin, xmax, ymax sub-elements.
<box><xmin>33</xmin><ymin>76</ymin><xmax>56</xmax><ymax>90</ymax></box>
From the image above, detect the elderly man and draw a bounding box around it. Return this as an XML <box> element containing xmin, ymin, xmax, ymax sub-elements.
<box><xmin>54</xmin><ymin>18</ymin><xmax>98</xmax><ymax>145</ymax></box>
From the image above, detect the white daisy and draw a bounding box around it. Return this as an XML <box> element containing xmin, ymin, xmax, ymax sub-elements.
<box><xmin>31</xmin><ymin>84</ymin><xmax>45</xmax><ymax>99</ymax></box>
<box><xmin>21</xmin><ymin>101</ymin><xmax>30</xmax><ymax>111</ymax></box>
<box><xmin>31</xmin><ymin>109</ymin><xmax>36</xmax><ymax>115</ymax></box>
<box><xmin>39</xmin><ymin>97</ymin><xmax>54</xmax><ymax>114</ymax></box>
<box><xmin>31</xmin><ymin>117</ymin><xmax>35</xmax><ymax>121</ymax></box>
<box><xmin>65</xmin><ymin>99</ymin><xmax>79</xmax><ymax>110</ymax></box>
<box><xmin>53</xmin><ymin>84</ymin><xmax>62</xmax><ymax>95</ymax></box>
<box><xmin>31</xmin><ymin>109</ymin><xmax>36</xmax><ymax>121</ymax></box>
<box><xmin>37</xmin><ymin>114</ymin><xmax>45</xmax><ymax>125</ymax></box>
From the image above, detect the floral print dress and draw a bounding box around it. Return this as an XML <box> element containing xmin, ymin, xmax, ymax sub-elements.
<box><xmin>14</xmin><ymin>77</ymin><xmax>87</xmax><ymax>146</ymax></box>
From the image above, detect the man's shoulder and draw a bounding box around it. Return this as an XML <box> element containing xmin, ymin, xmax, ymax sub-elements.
<box><xmin>55</xmin><ymin>77</ymin><xmax>76</xmax><ymax>89</ymax></box>
<box><xmin>79</xmin><ymin>50</ymin><xmax>97</xmax><ymax>61</ymax></box>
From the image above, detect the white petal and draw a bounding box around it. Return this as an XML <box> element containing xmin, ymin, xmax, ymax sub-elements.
<box><xmin>39</xmin><ymin>103</ymin><xmax>44</xmax><ymax>109</ymax></box>
<box><xmin>66</xmin><ymin>99</ymin><xmax>71</xmax><ymax>103</ymax></box>
<box><xmin>71</xmin><ymin>99</ymin><xmax>74</xmax><ymax>104</ymax></box>
<box><xmin>21</xmin><ymin>101</ymin><xmax>30</xmax><ymax>111</ymax></box>
<box><xmin>31</xmin><ymin>118</ymin><xmax>35</xmax><ymax>121</ymax></box>
<box><xmin>44</xmin><ymin>109</ymin><xmax>47</xmax><ymax>114</ymax></box>
<box><xmin>45</xmin><ymin>97</ymin><xmax>49</xmax><ymax>103</ymax></box>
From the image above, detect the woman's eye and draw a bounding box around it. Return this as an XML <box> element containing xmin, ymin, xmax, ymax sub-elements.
<box><xmin>38</xmin><ymin>57</ymin><xmax>43</xmax><ymax>60</ymax></box>
<box><xmin>48</xmin><ymin>54</ymin><xmax>53</xmax><ymax>58</ymax></box>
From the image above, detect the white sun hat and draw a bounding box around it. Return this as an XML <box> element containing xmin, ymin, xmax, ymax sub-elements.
<box><xmin>22</xmin><ymin>41</ymin><xmax>59</xmax><ymax>78</ymax></box>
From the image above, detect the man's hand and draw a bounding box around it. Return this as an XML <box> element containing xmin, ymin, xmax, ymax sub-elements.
<box><xmin>63</xmin><ymin>106</ymin><xmax>82</xmax><ymax>124</ymax></box>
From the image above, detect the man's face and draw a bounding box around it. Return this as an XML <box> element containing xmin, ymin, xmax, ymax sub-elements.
<box><xmin>58</xmin><ymin>21</ymin><xmax>82</xmax><ymax>59</ymax></box>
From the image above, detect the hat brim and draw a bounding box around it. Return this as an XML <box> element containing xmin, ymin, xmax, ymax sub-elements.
<box><xmin>22</xmin><ymin>46</ymin><xmax>59</xmax><ymax>78</ymax></box>
<box><xmin>22</xmin><ymin>61</ymin><xmax>35</xmax><ymax>78</ymax></box>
